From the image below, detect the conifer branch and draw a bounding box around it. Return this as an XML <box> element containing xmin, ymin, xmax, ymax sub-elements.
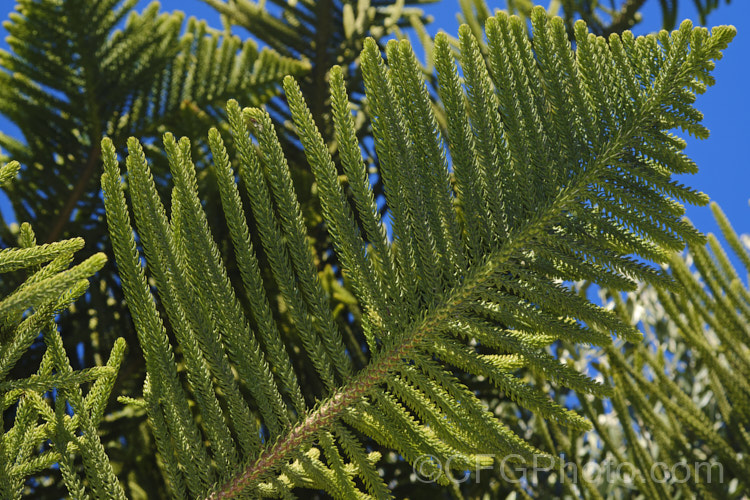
<box><xmin>99</xmin><ymin>7</ymin><xmax>735</xmax><ymax>499</ymax></box>
<box><xmin>207</xmin><ymin>99</ymin><xmax>655</xmax><ymax>496</ymax></box>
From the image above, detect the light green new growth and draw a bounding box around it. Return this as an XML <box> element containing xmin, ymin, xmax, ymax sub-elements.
<box><xmin>99</xmin><ymin>8</ymin><xmax>734</xmax><ymax>498</ymax></box>
<box><xmin>0</xmin><ymin>161</ymin><xmax>18</xmax><ymax>187</ymax></box>
<box><xmin>0</xmin><ymin>164</ymin><xmax>125</xmax><ymax>500</ymax></box>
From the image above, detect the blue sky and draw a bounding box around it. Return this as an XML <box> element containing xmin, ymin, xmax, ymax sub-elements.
<box><xmin>0</xmin><ymin>0</ymin><xmax>747</xmax><ymax>242</ymax></box>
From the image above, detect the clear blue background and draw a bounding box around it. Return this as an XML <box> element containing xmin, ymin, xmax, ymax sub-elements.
<box><xmin>0</xmin><ymin>0</ymin><xmax>747</xmax><ymax>240</ymax></box>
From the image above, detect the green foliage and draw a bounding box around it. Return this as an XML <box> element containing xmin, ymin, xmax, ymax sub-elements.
<box><xmin>205</xmin><ymin>0</ymin><xmax>437</xmax><ymax>241</ymax></box>
<box><xmin>488</xmin><ymin>202</ymin><xmax>750</xmax><ymax>499</ymax></box>
<box><xmin>0</xmin><ymin>164</ymin><xmax>125</xmax><ymax>499</ymax></box>
<box><xmin>0</xmin><ymin>0</ymin><xmax>740</xmax><ymax>497</ymax></box>
<box><xmin>0</xmin><ymin>0</ymin><xmax>305</xmax><ymax>243</ymax></box>
<box><xmin>0</xmin><ymin>8</ymin><xmax>306</xmax><ymax>474</ymax></box>
<box><xmin>204</xmin><ymin>0</ymin><xmax>433</xmax><ymax>133</ymax></box>
<box><xmin>98</xmin><ymin>8</ymin><xmax>734</xmax><ymax>497</ymax></box>
<box><xmin>592</xmin><ymin>202</ymin><xmax>750</xmax><ymax>498</ymax></box>
<box><xmin>461</xmin><ymin>0</ymin><xmax>733</xmax><ymax>37</ymax></box>
<box><xmin>0</xmin><ymin>0</ymin><xmax>408</xmax><ymax>492</ymax></box>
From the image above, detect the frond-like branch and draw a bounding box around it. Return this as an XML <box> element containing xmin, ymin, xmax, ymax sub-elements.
<box><xmin>101</xmin><ymin>8</ymin><xmax>734</xmax><ymax>498</ymax></box>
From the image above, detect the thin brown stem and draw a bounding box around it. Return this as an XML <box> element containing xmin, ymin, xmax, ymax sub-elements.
<box><xmin>46</xmin><ymin>146</ymin><xmax>101</xmax><ymax>244</ymax></box>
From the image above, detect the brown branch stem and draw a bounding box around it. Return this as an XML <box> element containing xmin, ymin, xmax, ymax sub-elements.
<box><xmin>46</xmin><ymin>145</ymin><xmax>101</xmax><ymax>244</ymax></box>
<box><xmin>206</xmin><ymin>303</ymin><xmax>448</xmax><ymax>499</ymax></box>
